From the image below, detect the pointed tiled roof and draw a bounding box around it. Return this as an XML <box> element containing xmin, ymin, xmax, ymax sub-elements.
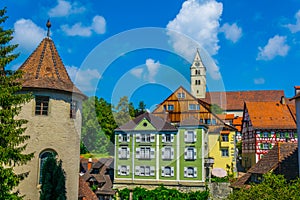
<box><xmin>245</xmin><ymin>101</ymin><xmax>296</xmax><ymax>129</ymax></box>
<box><xmin>19</xmin><ymin>37</ymin><xmax>85</xmax><ymax>97</ymax></box>
<box><xmin>115</xmin><ymin>112</ymin><xmax>177</xmax><ymax>132</ymax></box>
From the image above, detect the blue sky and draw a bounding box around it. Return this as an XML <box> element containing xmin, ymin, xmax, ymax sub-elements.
<box><xmin>1</xmin><ymin>0</ymin><xmax>300</xmax><ymax>110</ymax></box>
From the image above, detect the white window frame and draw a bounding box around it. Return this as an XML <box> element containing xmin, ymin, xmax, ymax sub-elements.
<box><xmin>118</xmin><ymin>147</ymin><xmax>130</xmax><ymax>159</ymax></box>
<box><xmin>184</xmin><ymin>167</ymin><xmax>197</xmax><ymax>178</ymax></box>
<box><xmin>135</xmin><ymin>166</ymin><xmax>155</xmax><ymax>176</ymax></box>
<box><xmin>162</xmin><ymin>133</ymin><xmax>174</xmax><ymax>143</ymax></box>
<box><xmin>118</xmin><ymin>133</ymin><xmax>130</xmax><ymax>143</ymax></box>
<box><xmin>162</xmin><ymin>146</ymin><xmax>174</xmax><ymax>160</ymax></box>
<box><xmin>184</xmin><ymin>130</ymin><xmax>197</xmax><ymax>143</ymax></box>
<box><xmin>136</xmin><ymin>147</ymin><xmax>155</xmax><ymax>159</ymax></box>
<box><xmin>188</xmin><ymin>104</ymin><xmax>200</xmax><ymax>111</ymax></box>
<box><xmin>184</xmin><ymin>147</ymin><xmax>197</xmax><ymax>160</ymax></box>
<box><xmin>221</xmin><ymin>134</ymin><xmax>229</xmax><ymax>142</ymax></box>
<box><xmin>177</xmin><ymin>92</ymin><xmax>185</xmax><ymax>99</ymax></box>
<box><xmin>161</xmin><ymin>166</ymin><xmax>174</xmax><ymax>177</ymax></box>
<box><xmin>118</xmin><ymin>165</ymin><xmax>130</xmax><ymax>176</ymax></box>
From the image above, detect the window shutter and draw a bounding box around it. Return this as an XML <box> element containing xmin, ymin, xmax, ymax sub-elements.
<box><xmin>184</xmin><ymin>131</ymin><xmax>187</xmax><ymax>142</ymax></box>
<box><xmin>127</xmin><ymin>147</ymin><xmax>130</xmax><ymax>159</ymax></box>
<box><xmin>194</xmin><ymin>131</ymin><xmax>197</xmax><ymax>142</ymax></box>
<box><xmin>150</xmin><ymin>148</ymin><xmax>155</xmax><ymax>159</ymax></box>
<box><xmin>136</xmin><ymin>148</ymin><xmax>140</xmax><ymax>159</ymax></box>
<box><xmin>118</xmin><ymin>147</ymin><xmax>122</xmax><ymax>158</ymax></box>
<box><xmin>171</xmin><ymin>147</ymin><xmax>174</xmax><ymax>159</ymax></box>
<box><xmin>171</xmin><ymin>134</ymin><xmax>174</xmax><ymax>143</ymax></box>
<box><xmin>135</xmin><ymin>166</ymin><xmax>140</xmax><ymax>176</ymax></box>
<box><xmin>276</xmin><ymin>132</ymin><xmax>279</xmax><ymax>138</ymax></box>
<box><xmin>127</xmin><ymin>134</ymin><xmax>130</xmax><ymax>142</ymax></box>
<box><xmin>194</xmin><ymin>167</ymin><xmax>197</xmax><ymax>177</ymax></box>
<box><xmin>136</xmin><ymin>134</ymin><xmax>141</xmax><ymax>142</ymax></box>
<box><xmin>118</xmin><ymin>134</ymin><xmax>122</xmax><ymax>142</ymax></box>
<box><xmin>162</xmin><ymin>147</ymin><xmax>165</xmax><ymax>159</ymax></box>
<box><xmin>194</xmin><ymin>148</ymin><xmax>197</xmax><ymax>160</ymax></box>
<box><xmin>184</xmin><ymin>148</ymin><xmax>187</xmax><ymax>160</ymax></box>
<box><xmin>295</xmin><ymin>133</ymin><xmax>298</xmax><ymax>138</ymax></box>
<box><xmin>184</xmin><ymin>167</ymin><xmax>187</xmax><ymax>177</ymax></box>
<box><xmin>150</xmin><ymin>134</ymin><xmax>155</xmax><ymax>142</ymax></box>
<box><xmin>150</xmin><ymin>166</ymin><xmax>155</xmax><ymax>176</ymax></box>
<box><xmin>162</xmin><ymin>134</ymin><xmax>165</xmax><ymax>143</ymax></box>
<box><xmin>260</xmin><ymin>144</ymin><xmax>263</xmax><ymax>149</ymax></box>
<box><xmin>118</xmin><ymin>165</ymin><xmax>121</xmax><ymax>175</ymax></box>
<box><xmin>161</xmin><ymin>167</ymin><xmax>165</xmax><ymax>177</ymax></box>
<box><xmin>269</xmin><ymin>143</ymin><xmax>272</xmax><ymax>149</ymax></box>
<box><xmin>171</xmin><ymin>167</ymin><xmax>174</xmax><ymax>177</ymax></box>
<box><xmin>126</xmin><ymin>166</ymin><xmax>130</xmax><ymax>175</ymax></box>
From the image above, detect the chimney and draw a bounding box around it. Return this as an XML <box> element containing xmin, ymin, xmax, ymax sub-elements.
<box><xmin>280</xmin><ymin>96</ymin><xmax>285</xmax><ymax>105</ymax></box>
<box><xmin>87</xmin><ymin>158</ymin><xmax>92</xmax><ymax>171</ymax></box>
<box><xmin>295</xmin><ymin>86</ymin><xmax>300</xmax><ymax>95</ymax></box>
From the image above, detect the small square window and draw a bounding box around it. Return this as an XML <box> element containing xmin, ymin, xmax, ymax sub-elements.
<box><xmin>167</xmin><ymin>105</ymin><xmax>174</xmax><ymax>111</ymax></box>
<box><xmin>35</xmin><ymin>96</ymin><xmax>49</xmax><ymax>116</ymax></box>
<box><xmin>177</xmin><ymin>92</ymin><xmax>185</xmax><ymax>99</ymax></box>
<box><xmin>70</xmin><ymin>100</ymin><xmax>77</xmax><ymax>118</ymax></box>
<box><xmin>221</xmin><ymin>148</ymin><xmax>229</xmax><ymax>157</ymax></box>
<box><xmin>221</xmin><ymin>134</ymin><xmax>229</xmax><ymax>142</ymax></box>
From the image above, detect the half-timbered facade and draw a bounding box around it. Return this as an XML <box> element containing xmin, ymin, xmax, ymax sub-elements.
<box><xmin>241</xmin><ymin>100</ymin><xmax>297</xmax><ymax>169</ymax></box>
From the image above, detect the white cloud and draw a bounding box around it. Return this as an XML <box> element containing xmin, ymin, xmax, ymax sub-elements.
<box><xmin>13</xmin><ymin>19</ymin><xmax>45</xmax><ymax>52</ymax></box>
<box><xmin>145</xmin><ymin>59</ymin><xmax>160</xmax><ymax>83</ymax></box>
<box><xmin>286</xmin><ymin>10</ymin><xmax>300</xmax><ymax>33</ymax></box>
<box><xmin>92</xmin><ymin>15</ymin><xmax>106</xmax><ymax>34</ymax></box>
<box><xmin>220</xmin><ymin>23</ymin><xmax>242</xmax><ymax>43</ymax></box>
<box><xmin>167</xmin><ymin>0</ymin><xmax>223</xmax><ymax>57</ymax></box>
<box><xmin>61</xmin><ymin>15</ymin><xmax>106</xmax><ymax>37</ymax></box>
<box><xmin>130</xmin><ymin>68</ymin><xmax>143</xmax><ymax>78</ymax></box>
<box><xmin>48</xmin><ymin>0</ymin><xmax>85</xmax><ymax>17</ymax></box>
<box><xmin>254</xmin><ymin>78</ymin><xmax>265</xmax><ymax>85</ymax></box>
<box><xmin>257</xmin><ymin>35</ymin><xmax>289</xmax><ymax>61</ymax></box>
<box><xmin>66</xmin><ymin>65</ymin><xmax>101</xmax><ymax>92</ymax></box>
<box><xmin>129</xmin><ymin>59</ymin><xmax>161</xmax><ymax>82</ymax></box>
<box><xmin>61</xmin><ymin>23</ymin><xmax>92</xmax><ymax>37</ymax></box>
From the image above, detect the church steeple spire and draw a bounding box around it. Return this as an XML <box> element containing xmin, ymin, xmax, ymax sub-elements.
<box><xmin>190</xmin><ymin>49</ymin><xmax>206</xmax><ymax>98</ymax></box>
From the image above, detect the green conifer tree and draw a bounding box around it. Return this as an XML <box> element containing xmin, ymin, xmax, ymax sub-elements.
<box><xmin>0</xmin><ymin>7</ymin><xmax>34</xmax><ymax>199</ymax></box>
<box><xmin>40</xmin><ymin>154</ymin><xmax>66</xmax><ymax>200</ymax></box>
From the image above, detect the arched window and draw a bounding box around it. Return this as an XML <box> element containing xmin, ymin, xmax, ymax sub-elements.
<box><xmin>39</xmin><ymin>150</ymin><xmax>57</xmax><ymax>184</ymax></box>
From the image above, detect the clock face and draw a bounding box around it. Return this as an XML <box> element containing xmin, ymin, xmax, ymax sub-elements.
<box><xmin>195</xmin><ymin>62</ymin><xmax>200</xmax><ymax>66</ymax></box>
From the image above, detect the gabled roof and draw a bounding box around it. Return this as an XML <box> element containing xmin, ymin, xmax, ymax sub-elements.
<box><xmin>231</xmin><ymin>143</ymin><xmax>298</xmax><ymax>188</ymax></box>
<box><xmin>115</xmin><ymin>112</ymin><xmax>177</xmax><ymax>132</ymax></box>
<box><xmin>19</xmin><ymin>37</ymin><xmax>86</xmax><ymax>98</ymax></box>
<box><xmin>245</xmin><ymin>101</ymin><xmax>296</xmax><ymax>129</ymax></box>
<box><xmin>201</xmin><ymin>90</ymin><xmax>286</xmax><ymax>111</ymax></box>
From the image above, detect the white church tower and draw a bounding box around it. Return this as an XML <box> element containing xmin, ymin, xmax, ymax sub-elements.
<box><xmin>190</xmin><ymin>49</ymin><xmax>206</xmax><ymax>98</ymax></box>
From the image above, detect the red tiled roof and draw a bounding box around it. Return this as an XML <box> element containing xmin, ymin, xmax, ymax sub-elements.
<box><xmin>78</xmin><ymin>176</ymin><xmax>98</xmax><ymax>200</ymax></box>
<box><xmin>246</xmin><ymin>101</ymin><xmax>296</xmax><ymax>129</ymax></box>
<box><xmin>19</xmin><ymin>37</ymin><xmax>86</xmax><ymax>98</ymax></box>
<box><xmin>201</xmin><ymin>90</ymin><xmax>286</xmax><ymax>111</ymax></box>
<box><xmin>115</xmin><ymin>112</ymin><xmax>177</xmax><ymax>132</ymax></box>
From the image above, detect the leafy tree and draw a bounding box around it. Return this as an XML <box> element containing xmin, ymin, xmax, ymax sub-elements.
<box><xmin>113</xmin><ymin>96</ymin><xmax>132</xmax><ymax>126</ymax></box>
<box><xmin>40</xmin><ymin>154</ymin><xmax>66</xmax><ymax>200</ymax></box>
<box><xmin>210</xmin><ymin>104</ymin><xmax>223</xmax><ymax>114</ymax></box>
<box><xmin>0</xmin><ymin>7</ymin><xmax>34</xmax><ymax>199</ymax></box>
<box><xmin>81</xmin><ymin>97</ymin><xmax>111</xmax><ymax>154</ymax></box>
<box><xmin>134</xmin><ymin>101</ymin><xmax>146</xmax><ymax>117</ymax></box>
<box><xmin>227</xmin><ymin>173</ymin><xmax>300</xmax><ymax>200</ymax></box>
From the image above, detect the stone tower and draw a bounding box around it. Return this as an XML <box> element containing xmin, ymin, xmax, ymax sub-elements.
<box><xmin>15</xmin><ymin>21</ymin><xmax>86</xmax><ymax>199</ymax></box>
<box><xmin>190</xmin><ymin>49</ymin><xmax>206</xmax><ymax>98</ymax></box>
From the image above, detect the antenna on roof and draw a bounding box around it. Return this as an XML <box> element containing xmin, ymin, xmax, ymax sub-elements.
<box><xmin>46</xmin><ymin>19</ymin><xmax>51</xmax><ymax>38</ymax></box>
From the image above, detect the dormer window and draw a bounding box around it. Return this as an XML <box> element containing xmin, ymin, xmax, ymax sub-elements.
<box><xmin>35</xmin><ymin>96</ymin><xmax>49</xmax><ymax>116</ymax></box>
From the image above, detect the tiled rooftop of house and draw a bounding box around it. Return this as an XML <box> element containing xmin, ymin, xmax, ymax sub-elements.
<box><xmin>231</xmin><ymin>142</ymin><xmax>298</xmax><ymax>188</ymax></box>
<box><xmin>78</xmin><ymin>176</ymin><xmax>98</xmax><ymax>200</ymax></box>
<box><xmin>245</xmin><ymin>101</ymin><xmax>296</xmax><ymax>129</ymax></box>
<box><xmin>201</xmin><ymin>90</ymin><xmax>287</xmax><ymax>111</ymax></box>
<box><xmin>115</xmin><ymin>112</ymin><xmax>177</xmax><ymax>131</ymax></box>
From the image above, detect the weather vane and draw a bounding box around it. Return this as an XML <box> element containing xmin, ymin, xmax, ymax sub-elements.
<box><xmin>46</xmin><ymin>19</ymin><xmax>51</xmax><ymax>37</ymax></box>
